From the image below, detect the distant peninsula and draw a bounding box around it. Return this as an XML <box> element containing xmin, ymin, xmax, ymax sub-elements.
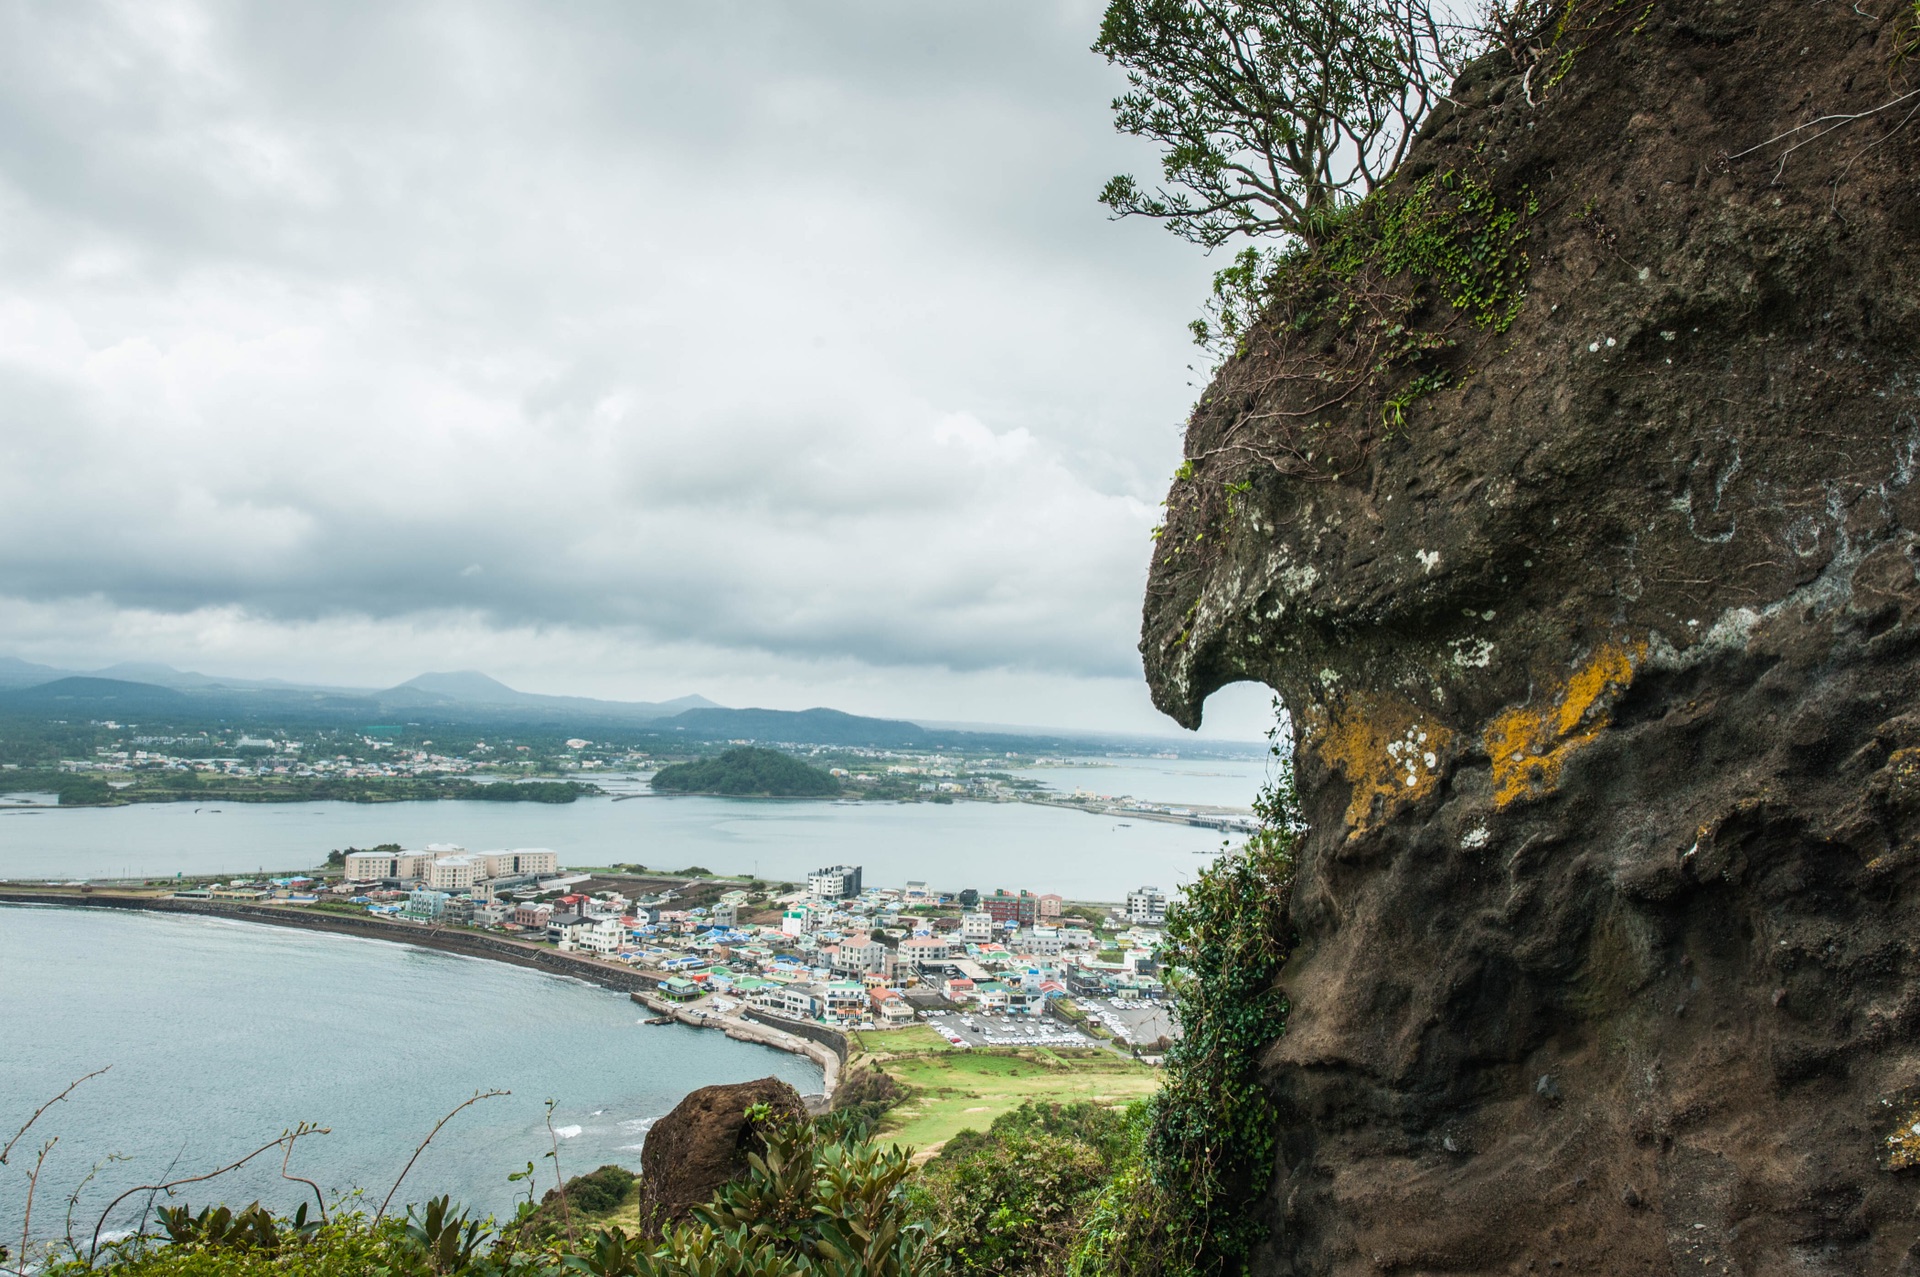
<box><xmin>649</xmin><ymin>746</ymin><xmax>841</xmax><ymax>798</ymax></box>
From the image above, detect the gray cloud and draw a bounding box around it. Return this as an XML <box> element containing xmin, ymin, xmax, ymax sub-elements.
<box><xmin>0</xmin><ymin>0</ymin><xmax>1267</xmax><ymax>734</ymax></box>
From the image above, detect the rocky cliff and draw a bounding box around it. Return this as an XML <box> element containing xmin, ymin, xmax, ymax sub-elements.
<box><xmin>1140</xmin><ymin>1</ymin><xmax>1920</xmax><ymax>1272</ymax></box>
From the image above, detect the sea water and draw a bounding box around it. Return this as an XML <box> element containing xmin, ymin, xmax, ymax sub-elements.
<box><xmin>0</xmin><ymin>906</ymin><xmax>821</xmax><ymax>1248</ymax></box>
<box><xmin>0</xmin><ymin>757</ymin><xmax>1268</xmax><ymax>899</ymax></box>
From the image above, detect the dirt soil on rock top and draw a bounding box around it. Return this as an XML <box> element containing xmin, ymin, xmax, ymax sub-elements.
<box><xmin>1141</xmin><ymin>0</ymin><xmax>1920</xmax><ymax>1272</ymax></box>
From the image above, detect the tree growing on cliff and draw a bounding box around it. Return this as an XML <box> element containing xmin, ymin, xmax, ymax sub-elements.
<box><xmin>1093</xmin><ymin>0</ymin><xmax>1475</xmax><ymax>248</ymax></box>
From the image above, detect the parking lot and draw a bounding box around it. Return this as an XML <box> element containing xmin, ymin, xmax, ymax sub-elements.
<box><xmin>1076</xmin><ymin>996</ymin><xmax>1176</xmax><ymax>1048</ymax></box>
<box><xmin>918</xmin><ymin>998</ymin><xmax>1176</xmax><ymax>1051</ymax></box>
<box><xmin>922</xmin><ymin>1009</ymin><xmax>1095</xmax><ymax>1049</ymax></box>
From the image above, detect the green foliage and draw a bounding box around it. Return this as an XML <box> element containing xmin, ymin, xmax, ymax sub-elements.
<box><xmin>650</xmin><ymin>748</ymin><xmax>841</xmax><ymax>799</ymax></box>
<box><xmin>51</xmin><ymin>774</ymin><xmax>112</xmax><ymax>806</ymax></box>
<box><xmin>522</xmin><ymin>1166</ymin><xmax>637</xmax><ymax>1238</ymax></box>
<box><xmin>1193</xmin><ymin>168</ymin><xmax>1533</xmax><ymax>374</ymax></box>
<box><xmin>1071</xmin><ymin>753</ymin><xmax>1299</xmax><ymax>1277</ymax></box>
<box><xmin>1094</xmin><ymin>0</ymin><xmax>1471</xmax><ymax>247</ymax></box>
<box><xmin>42</xmin><ymin>1123</ymin><xmax>937</xmax><ymax>1277</ymax></box>
<box><xmin>910</xmin><ymin>1103</ymin><xmax>1131</xmax><ymax>1277</ymax></box>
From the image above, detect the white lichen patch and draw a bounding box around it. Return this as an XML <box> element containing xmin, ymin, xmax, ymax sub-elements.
<box><xmin>1462</xmin><ymin>825</ymin><xmax>1491</xmax><ymax>850</ymax></box>
<box><xmin>1417</xmin><ymin>549</ymin><xmax>1441</xmax><ymax>574</ymax></box>
<box><xmin>1384</xmin><ymin>724</ymin><xmax>1435</xmax><ymax>789</ymax></box>
<box><xmin>1451</xmin><ymin>637</ymin><xmax>1496</xmax><ymax>668</ymax></box>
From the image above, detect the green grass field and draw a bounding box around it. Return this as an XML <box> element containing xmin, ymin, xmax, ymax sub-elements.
<box><xmin>857</xmin><ymin>1043</ymin><xmax>1159</xmax><ymax>1157</ymax></box>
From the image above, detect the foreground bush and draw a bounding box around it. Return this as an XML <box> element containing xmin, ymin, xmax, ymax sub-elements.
<box><xmin>910</xmin><ymin>1102</ymin><xmax>1132</xmax><ymax>1277</ymax></box>
<box><xmin>36</xmin><ymin>1122</ymin><xmax>940</xmax><ymax>1277</ymax></box>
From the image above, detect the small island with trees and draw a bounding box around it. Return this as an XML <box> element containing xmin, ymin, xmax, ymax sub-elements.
<box><xmin>649</xmin><ymin>746</ymin><xmax>842</xmax><ymax>798</ymax></box>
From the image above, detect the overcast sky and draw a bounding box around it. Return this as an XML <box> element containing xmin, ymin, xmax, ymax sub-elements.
<box><xmin>0</xmin><ymin>0</ymin><xmax>1274</xmax><ymax>739</ymax></box>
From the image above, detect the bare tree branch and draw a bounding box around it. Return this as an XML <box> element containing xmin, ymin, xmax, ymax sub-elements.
<box><xmin>2</xmin><ymin>1067</ymin><xmax>109</xmax><ymax>1167</ymax></box>
<box><xmin>376</xmin><ymin>1089</ymin><xmax>509</xmax><ymax>1224</ymax></box>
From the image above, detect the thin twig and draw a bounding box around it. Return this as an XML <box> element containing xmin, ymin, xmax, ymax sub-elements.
<box><xmin>63</xmin><ymin>1152</ymin><xmax>130</xmax><ymax>1260</ymax></box>
<box><xmin>279</xmin><ymin>1122</ymin><xmax>332</xmax><ymax>1223</ymax></box>
<box><xmin>15</xmin><ymin>1140</ymin><xmax>55</xmax><ymax>1277</ymax></box>
<box><xmin>543</xmin><ymin>1100</ymin><xmax>576</xmax><ymax>1248</ymax></box>
<box><xmin>376</xmin><ymin>1090</ymin><xmax>509</xmax><ymax>1224</ymax></box>
<box><xmin>2</xmin><ymin>1067</ymin><xmax>109</xmax><ymax>1166</ymax></box>
<box><xmin>89</xmin><ymin>1129</ymin><xmax>309</xmax><ymax>1260</ymax></box>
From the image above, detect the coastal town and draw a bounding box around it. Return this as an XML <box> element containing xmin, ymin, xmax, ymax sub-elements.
<box><xmin>185</xmin><ymin>844</ymin><xmax>1182</xmax><ymax>1054</ymax></box>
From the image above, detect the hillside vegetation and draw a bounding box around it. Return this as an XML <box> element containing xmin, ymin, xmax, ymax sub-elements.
<box><xmin>649</xmin><ymin>747</ymin><xmax>841</xmax><ymax>798</ymax></box>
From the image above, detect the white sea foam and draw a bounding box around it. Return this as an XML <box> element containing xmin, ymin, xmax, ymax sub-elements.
<box><xmin>553</xmin><ymin>1124</ymin><xmax>583</xmax><ymax>1139</ymax></box>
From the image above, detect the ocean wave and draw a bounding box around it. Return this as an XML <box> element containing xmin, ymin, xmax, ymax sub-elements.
<box><xmin>553</xmin><ymin>1124</ymin><xmax>583</xmax><ymax>1139</ymax></box>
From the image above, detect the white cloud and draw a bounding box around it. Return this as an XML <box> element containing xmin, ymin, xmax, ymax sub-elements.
<box><xmin>0</xmin><ymin>0</ymin><xmax>1267</xmax><ymax>738</ymax></box>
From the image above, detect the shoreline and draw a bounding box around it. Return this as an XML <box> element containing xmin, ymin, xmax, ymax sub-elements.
<box><xmin>0</xmin><ymin>889</ymin><xmax>838</xmax><ymax>1098</ymax></box>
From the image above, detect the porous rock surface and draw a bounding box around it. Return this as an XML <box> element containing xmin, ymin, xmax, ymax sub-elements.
<box><xmin>1141</xmin><ymin>1</ymin><xmax>1920</xmax><ymax>1272</ymax></box>
<box><xmin>637</xmin><ymin>1076</ymin><xmax>806</xmax><ymax>1230</ymax></box>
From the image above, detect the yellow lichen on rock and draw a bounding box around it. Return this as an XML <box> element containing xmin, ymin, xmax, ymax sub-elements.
<box><xmin>1885</xmin><ymin>1104</ymin><xmax>1920</xmax><ymax>1170</ymax></box>
<box><xmin>1304</xmin><ymin>692</ymin><xmax>1455</xmax><ymax>833</ymax></box>
<box><xmin>1486</xmin><ymin>639</ymin><xmax>1646</xmax><ymax>808</ymax></box>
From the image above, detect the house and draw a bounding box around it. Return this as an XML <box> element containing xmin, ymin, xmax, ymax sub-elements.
<box><xmin>512</xmin><ymin>902</ymin><xmax>552</xmax><ymax>930</ymax></box>
<box><xmin>870</xmin><ymin>988</ymin><xmax>916</xmax><ymax>1026</ymax></box>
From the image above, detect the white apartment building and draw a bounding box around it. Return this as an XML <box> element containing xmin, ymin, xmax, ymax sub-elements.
<box><xmin>808</xmin><ymin>864</ymin><xmax>862</xmax><ymax>900</ymax></box>
<box><xmin>342</xmin><ymin>845</ymin><xmax>559</xmax><ymax>887</ymax></box>
<box><xmin>1126</xmin><ymin>886</ymin><xmax>1168</xmax><ymax>926</ymax></box>
<box><xmin>961</xmin><ymin>912</ymin><xmax>994</xmax><ymax>941</ymax></box>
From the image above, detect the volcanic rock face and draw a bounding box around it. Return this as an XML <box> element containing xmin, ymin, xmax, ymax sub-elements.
<box><xmin>638</xmin><ymin>1076</ymin><xmax>807</xmax><ymax>1231</ymax></box>
<box><xmin>1140</xmin><ymin>2</ymin><xmax>1920</xmax><ymax>1272</ymax></box>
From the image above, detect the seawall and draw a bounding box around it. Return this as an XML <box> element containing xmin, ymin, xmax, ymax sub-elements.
<box><xmin>630</xmin><ymin>992</ymin><xmax>844</xmax><ymax>1105</ymax></box>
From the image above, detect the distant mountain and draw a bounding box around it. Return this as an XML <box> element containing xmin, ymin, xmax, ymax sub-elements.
<box><xmin>0</xmin><ymin>657</ymin><xmax>74</xmax><ymax>688</ymax></box>
<box><xmin>658</xmin><ymin>706</ymin><xmax>943</xmax><ymax>748</ymax></box>
<box><xmin>87</xmin><ymin>662</ymin><xmax>338</xmax><ymax>693</ymax></box>
<box><xmin>376</xmin><ymin>670</ymin><xmax>720</xmax><ymax>721</ymax></box>
<box><xmin>0</xmin><ymin>676</ymin><xmax>190</xmax><ymax>711</ymax></box>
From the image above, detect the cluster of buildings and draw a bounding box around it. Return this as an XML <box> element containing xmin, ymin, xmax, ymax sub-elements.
<box><xmin>319</xmin><ymin>848</ymin><xmax>1176</xmax><ymax>1032</ymax></box>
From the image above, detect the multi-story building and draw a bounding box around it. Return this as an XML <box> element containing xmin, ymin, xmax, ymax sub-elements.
<box><xmin>512</xmin><ymin>902</ymin><xmax>552</xmax><ymax>930</ymax></box>
<box><xmin>1037</xmin><ymin>893</ymin><xmax>1064</xmax><ymax>918</ymax></box>
<box><xmin>752</xmin><ymin>983</ymin><xmax>821</xmax><ymax>1020</ymax></box>
<box><xmin>961</xmin><ymin>912</ymin><xmax>994</xmax><ymax>941</ymax></box>
<box><xmin>899</xmin><ymin>934</ymin><xmax>954</xmax><ymax>966</ymax></box>
<box><xmin>983</xmin><ymin>890</ymin><xmax>1039</xmax><ymax>927</ymax></box>
<box><xmin>343</xmin><ymin>846</ymin><xmax>559</xmax><ymax>887</ymax></box>
<box><xmin>402</xmin><ymin>889</ymin><xmax>449</xmax><ymax>922</ymax></box>
<box><xmin>1126</xmin><ymin>886</ymin><xmax>1168</xmax><ymax>926</ymax></box>
<box><xmin>808</xmin><ymin>865</ymin><xmax>862</xmax><ymax>900</ymax></box>
<box><xmin>708</xmin><ymin>902</ymin><xmax>738</xmax><ymax>928</ymax></box>
<box><xmin>831</xmin><ymin>932</ymin><xmax>890</xmax><ymax>977</ymax></box>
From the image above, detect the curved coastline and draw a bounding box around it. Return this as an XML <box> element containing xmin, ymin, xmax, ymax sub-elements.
<box><xmin>0</xmin><ymin>889</ymin><xmax>839</xmax><ymax>1098</ymax></box>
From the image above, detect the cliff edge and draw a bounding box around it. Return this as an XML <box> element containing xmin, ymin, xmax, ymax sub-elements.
<box><xmin>1141</xmin><ymin>1</ymin><xmax>1920</xmax><ymax>1272</ymax></box>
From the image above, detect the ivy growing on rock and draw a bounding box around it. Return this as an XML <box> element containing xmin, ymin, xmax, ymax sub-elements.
<box><xmin>1069</xmin><ymin>747</ymin><xmax>1300</xmax><ymax>1277</ymax></box>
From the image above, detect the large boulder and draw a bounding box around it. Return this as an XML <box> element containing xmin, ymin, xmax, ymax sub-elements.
<box><xmin>1141</xmin><ymin>0</ymin><xmax>1920</xmax><ymax>1271</ymax></box>
<box><xmin>638</xmin><ymin>1076</ymin><xmax>808</xmax><ymax>1230</ymax></box>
